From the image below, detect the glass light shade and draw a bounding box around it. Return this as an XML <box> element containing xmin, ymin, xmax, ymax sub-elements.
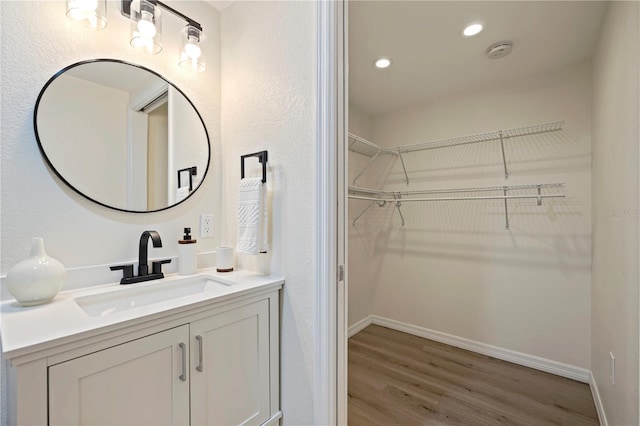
<box><xmin>129</xmin><ymin>0</ymin><xmax>162</xmax><ymax>55</ymax></box>
<box><xmin>66</xmin><ymin>0</ymin><xmax>107</xmax><ymax>30</ymax></box>
<box><xmin>179</xmin><ymin>25</ymin><xmax>206</xmax><ymax>72</ymax></box>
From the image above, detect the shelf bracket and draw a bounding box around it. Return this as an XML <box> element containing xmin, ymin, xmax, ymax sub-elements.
<box><xmin>397</xmin><ymin>151</ymin><xmax>410</xmax><ymax>185</ymax></box>
<box><xmin>503</xmin><ymin>186</ymin><xmax>510</xmax><ymax>230</ymax></box>
<box><xmin>537</xmin><ymin>185</ymin><xmax>543</xmax><ymax>206</ymax></box>
<box><xmin>393</xmin><ymin>193</ymin><xmax>405</xmax><ymax>226</ymax></box>
<box><xmin>499</xmin><ymin>131</ymin><xmax>509</xmax><ymax>179</ymax></box>
<box><xmin>353</xmin><ymin>150</ymin><xmax>380</xmax><ymax>185</ymax></box>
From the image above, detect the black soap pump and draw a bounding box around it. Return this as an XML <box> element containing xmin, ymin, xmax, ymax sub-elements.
<box><xmin>178</xmin><ymin>227</ymin><xmax>197</xmax><ymax>275</ymax></box>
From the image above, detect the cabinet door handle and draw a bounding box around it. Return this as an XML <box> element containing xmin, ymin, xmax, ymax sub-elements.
<box><xmin>179</xmin><ymin>342</ymin><xmax>187</xmax><ymax>381</ymax></box>
<box><xmin>196</xmin><ymin>335</ymin><xmax>204</xmax><ymax>372</ymax></box>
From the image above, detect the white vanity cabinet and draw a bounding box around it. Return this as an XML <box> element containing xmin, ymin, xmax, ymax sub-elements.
<box><xmin>49</xmin><ymin>325</ymin><xmax>191</xmax><ymax>426</ymax></box>
<box><xmin>190</xmin><ymin>299</ymin><xmax>273</xmax><ymax>425</ymax></box>
<box><xmin>4</xmin><ymin>279</ymin><xmax>282</xmax><ymax>426</ymax></box>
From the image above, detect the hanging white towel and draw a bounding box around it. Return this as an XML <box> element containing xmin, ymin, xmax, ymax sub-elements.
<box><xmin>176</xmin><ymin>186</ymin><xmax>190</xmax><ymax>202</ymax></box>
<box><xmin>236</xmin><ymin>177</ymin><xmax>268</xmax><ymax>255</ymax></box>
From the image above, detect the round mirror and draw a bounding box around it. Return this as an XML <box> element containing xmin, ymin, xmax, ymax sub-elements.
<box><xmin>34</xmin><ymin>59</ymin><xmax>210</xmax><ymax>213</ymax></box>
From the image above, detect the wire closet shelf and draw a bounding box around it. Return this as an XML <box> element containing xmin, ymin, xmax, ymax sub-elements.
<box><xmin>348</xmin><ymin>121</ymin><xmax>565</xmax><ymax>184</ymax></box>
<box><xmin>347</xmin><ymin>183</ymin><xmax>566</xmax><ymax>229</ymax></box>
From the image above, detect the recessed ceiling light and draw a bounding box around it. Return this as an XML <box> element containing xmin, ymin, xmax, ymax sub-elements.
<box><xmin>374</xmin><ymin>58</ymin><xmax>391</xmax><ymax>69</ymax></box>
<box><xmin>463</xmin><ymin>23</ymin><xmax>483</xmax><ymax>37</ymax></box>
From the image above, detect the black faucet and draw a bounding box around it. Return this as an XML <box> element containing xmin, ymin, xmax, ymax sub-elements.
<box><xmin>138</xmin><ymin>230</ymin><xmax>162</xmax><ymax>276</ymax></box>
<box><xmin>110</xmin><ymin>230</ymin><xmax>172</xmax><ymax>285</ymax></box>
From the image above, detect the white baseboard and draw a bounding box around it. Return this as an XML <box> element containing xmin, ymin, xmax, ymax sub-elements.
<box><xmin>350</xmin><ymin>315</ymin><xmax>590</xmax><ymax>383</ymax></box>
<box><xmin>589</xmin><ymin>372</ymin><xmax>608</xmax><ymax>426</ymax></box>
<box><xmin>348</xmin><ymin>315</ymin><xmax>373</xmax><ymax>337</ymax></box>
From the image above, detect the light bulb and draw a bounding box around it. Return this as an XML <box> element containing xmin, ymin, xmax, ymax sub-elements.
<box><xmin>138</xmin><ymin>11</ymin><xmax>157</xmax><ymax>38</ymax></box>
<box><xmin>184</xmin><ymin>38</ymin><xmax>201</xmax><ymax>60</ymax></box>
<box><xmin>68</xmin><ymin>8</ymin><xmax>86</xmax><ymax>20</ymax></box>
<box><xmin>375</xmin><ymin>58</ymin><xmax>391</xmax><ymax>69</ymax></box>
<box><xmin>87</xmin><ymin>14</ymin><xmax>99</xmax><ymax>28</ymax></box>
<box><xmin>131</xmin><ymin>34</ymin><xmax>154</xmax><ymax>53</ymax></box>
<box><xmin>78</xmin><ymin>0</ymin><xmax>98</xmax><ymax>11</ymax></box>
<box><xmin>131</xmin><ymin>32</ymin><xmax>147</xmax><ymax>48</ymax></box>
<box><xmin>67</xmin><ymin>0</ymin><xmax>97</xmax><ymax>20</ymax></box>
<box><xmin>463</xmin><ymin>23</ymin><xmax>483</xmax><ymax>37</ymax></box>
<box><xmin>67</xmin><ymin>0</ymin><xmax>106</xmax><ymax>29</ymax></box>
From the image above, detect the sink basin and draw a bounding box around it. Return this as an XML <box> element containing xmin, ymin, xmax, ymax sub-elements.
<box><xmin>74</xmin><ymin>276</ymin><xmax>231</xmax><ymax>317</ymax></box>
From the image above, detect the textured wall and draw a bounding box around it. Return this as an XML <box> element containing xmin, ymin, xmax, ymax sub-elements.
<box><xmin>349</xmin><ymin>61</ymin><xmax>593</xmax><ymax>369</ymax></box>
<box><xmin>1</xmin><ymin>1</ymin><xmax>221</xmax><ymax>424</ymax></box>
<box><xmin>1</xmin><ymin>1</ymin><xmax>221</xmax><ymax>276</ymax></box>
<box><xmin>1</xmin><ymin>0</ymin><xmax>222</xmax><ymax>279</ymax></box>
<box><xmin>220</xmin><ymin>2</ymin><xmax>317</xmax><ymax>424</ymax></box>
<box><xmin>591</xmin><ymin>2</ymin><xmax>640</xmax><ymax>424</ymax></box>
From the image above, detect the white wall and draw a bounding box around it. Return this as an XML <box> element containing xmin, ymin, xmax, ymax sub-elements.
<box><xmin>0</xmin><ymin>2</ymin><xmax>221</xmax><ymax>423</ymax></box>
<box><xmin>349</xmin><ymin>61</ymin><xmax>593</xmax><ymax>369</ymax></box>
<box><xmin>349</xmin><ymin>103</ymin><xmax>373</xmax><ymax>140</ymax></box>
<box><xmin>1</xmin><ymin>0</ymin><xmax>221</xmax><ymax>277</ymax></box>
<box><xmin>220</xmin><ymin>2</ymin><xmax>317</xmax><ymax>424</ymax></box>
<box><xmin>591</xmin><ymin>2</ymin><xmax>639</xmax><ymax>424</ymax></box>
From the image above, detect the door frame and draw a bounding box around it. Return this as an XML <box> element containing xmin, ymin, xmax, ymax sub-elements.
<box><xmin>316</xmin><ymin>0</ymin><xmax>348</xmax><ymax>424</ymax></box>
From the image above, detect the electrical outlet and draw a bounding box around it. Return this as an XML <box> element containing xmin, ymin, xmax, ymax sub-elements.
<box><xmin>610</xmin><ymin>352</ymin><xmax>616</xmax><ymax>385</ymax></box>
<box><xmin>200</xmin><ymin>214</ymin><xmax>214</xmax><ymax>238</ymax></box>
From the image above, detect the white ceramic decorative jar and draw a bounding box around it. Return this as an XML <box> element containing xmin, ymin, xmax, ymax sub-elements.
<box><xmin>6</xmin><ymin>237</ymin><xmax>66</xmax><ymax>306</ymax></box>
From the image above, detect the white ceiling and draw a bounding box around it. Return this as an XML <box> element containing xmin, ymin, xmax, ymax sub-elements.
<box><xmin>204</xmin><ymin>0</ymin><xmax>234</xmax><ymax>11</ymax></box>
<box><xmin>349</xmin><ymin>1</ymin><xmax>608</xmax><ymax>116</ymax></box>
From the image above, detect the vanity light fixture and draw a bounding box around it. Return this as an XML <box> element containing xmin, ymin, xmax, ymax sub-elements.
<box><xmin>122</xmin><ymin>0</ymin><xmax>206</xmax><ymax>71</ymax></box>
<box><xmin>374</xmin><ymin>58</ymin><xmax>391</xmax><ymax>69</ymax></box>
<box><xmin>179</xmin><ymin>25</ymin><xmax>206</xmax><ymax>72</ymax></box>
<box><xmin>128</xmin><ymin>0</ymin><xmax>162</xmax><ymax>55</ymax></box>
<box><xmin>463</xmin><ymin>23</ymin><xmax>483</xmax><ymax>37</ymax></box>
<box><xmin>66</xmin><ymin>0</ymin><xmax>107</xmax><ymax>30</ymax></box>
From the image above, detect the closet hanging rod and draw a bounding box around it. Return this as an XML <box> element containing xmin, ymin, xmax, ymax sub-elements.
<box><xmin>395</xmin><ymin>121</ymin><xmax>564</xmax><ymax>153</ymax></box>
<box><xmin>348</xmin><ymin>183</ymin><xmax>565</xmax><ymax>197</ymax></box>
<box><xmin>348</xmin><ymin>194</ymin><xmax>565</xmax><ymax>203</ymax></box>
<box><xmin>348</xmin><ymin>183</ymin><xmax>566</xmax><ymax>229</ymax></box>
<box><xmin>348</xmin><ymin>182</ymin><xmax>565</xmax><ymax>229</ymax></box>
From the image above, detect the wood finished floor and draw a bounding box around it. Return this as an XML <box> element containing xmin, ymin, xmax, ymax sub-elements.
<box><xmin>348</xmin><ymin>325</ymin><xmax>599</xmax><ymax>426</ymax></box>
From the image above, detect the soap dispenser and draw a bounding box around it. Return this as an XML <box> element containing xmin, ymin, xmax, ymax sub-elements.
<box><xmin>178</xmin><ymin>228</ymin><xmax>197</xmax><ymax>275</ymax></box>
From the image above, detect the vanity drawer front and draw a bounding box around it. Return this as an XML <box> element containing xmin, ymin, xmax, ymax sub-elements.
<box><xmin>48</xmin><ymin>325</ymin><xmax>190</xmax><ymax>426</ymax></box>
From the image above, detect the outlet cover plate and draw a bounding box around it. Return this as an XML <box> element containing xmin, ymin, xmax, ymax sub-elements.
<box><xmin>200</xmin><ymin>214</ymin><xmax>214</xmax><ymax>238</ymax></box>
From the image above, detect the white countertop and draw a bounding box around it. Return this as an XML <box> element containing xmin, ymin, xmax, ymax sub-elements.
<box><xmin>0</xmin><ymin>268</ymin><xmax>283</xmax><ymax>359</ymax></box>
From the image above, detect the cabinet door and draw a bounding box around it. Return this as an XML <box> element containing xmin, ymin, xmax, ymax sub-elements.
<box><xmin>190</xmin><ymin>299</ymin><xmax>271</xmax><ymax>426</ymax></box>
<box><xmin>49</xmin><ymin>325</ymin><xmax>190</xmax><ymax>426</ymax></box>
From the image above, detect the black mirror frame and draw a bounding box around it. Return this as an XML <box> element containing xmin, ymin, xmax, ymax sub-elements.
<box><xmin>33</xmin><ymin>58</ymin><xmax>211</xmax><ymax>213</ymax></box>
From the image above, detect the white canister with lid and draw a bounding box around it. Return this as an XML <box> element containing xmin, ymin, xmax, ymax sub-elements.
<box><xmin>216</xmin><ymin>247</ymin><xmax>234</xmax><ymax>272</ymax></box>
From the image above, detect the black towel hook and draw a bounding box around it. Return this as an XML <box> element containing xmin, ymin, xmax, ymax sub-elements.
<box><xmin>241</xmin><ymin>151</ymin><xmax>268</xmax><ymax>183</ymax></box>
